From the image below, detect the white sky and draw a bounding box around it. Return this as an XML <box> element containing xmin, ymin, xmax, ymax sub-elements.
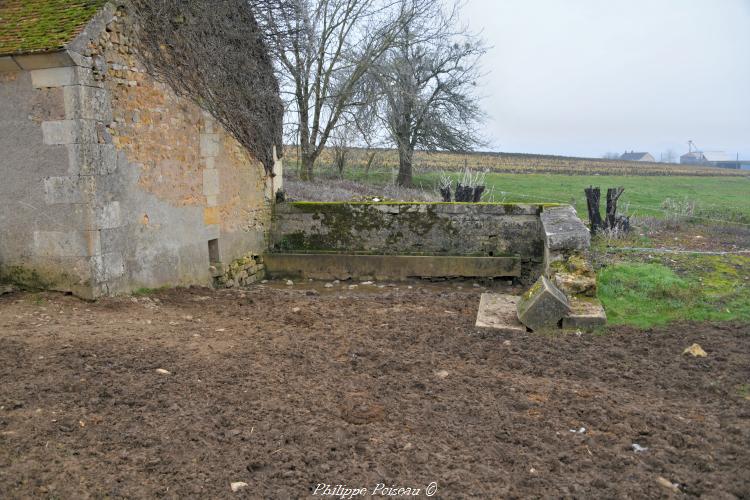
<box><xmin>460</xmin><ymin>0</ymin><xmax>750</xmax><ymax>159</ymax></box>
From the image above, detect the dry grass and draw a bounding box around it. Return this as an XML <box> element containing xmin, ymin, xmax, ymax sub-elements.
<box><xmin>283</xmin><ymin>172</ymin><xmax>438</xmax><ymax>202</ymax></box>
<box><xmin>284</xmin><ymin>146</ymin><xmax>749</xmax><ymax>177</ymax></box>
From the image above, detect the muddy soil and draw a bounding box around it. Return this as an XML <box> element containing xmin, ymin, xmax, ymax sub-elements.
<box><xmin>1</xmin><ymin>281</ymin><xmax>748</xmax><ymax>499</ymax></box>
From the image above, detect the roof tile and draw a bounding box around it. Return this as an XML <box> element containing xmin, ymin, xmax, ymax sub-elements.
<box><xmin>0</xmin><ymin>0</ymin><xmax>106</xmax><ymax>56</ymax></box>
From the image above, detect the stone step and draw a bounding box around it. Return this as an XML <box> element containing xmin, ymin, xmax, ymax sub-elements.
<box><xmin>265</xmin><ymin>253</ymin><xmax>521</xmax><ymax>281</ymax></box>
<box><xmin>475</xmin><ymin>293</ymin><xmax>527</xmax><ymax>334</ymax></box>
<box><xmin>562</xmin><ymin>297</ymin><xmax>607</xmax><ymax>330</ymax></box>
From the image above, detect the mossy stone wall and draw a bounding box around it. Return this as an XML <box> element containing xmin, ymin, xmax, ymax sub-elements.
<box><xmin>271</xmin><ymin>202</ymin><xmax>546</xmax><ymax>262</ymax></box>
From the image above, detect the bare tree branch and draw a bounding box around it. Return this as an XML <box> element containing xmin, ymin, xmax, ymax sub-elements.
<box><xmin>260</xmin><ymin>0</ymin><xmax>432</xmax><ymax>180</ymax></box>
<box><xmin>360</xmin><ymin>0</ymin><xmax>487</xmax><ymax>186</ymax></box>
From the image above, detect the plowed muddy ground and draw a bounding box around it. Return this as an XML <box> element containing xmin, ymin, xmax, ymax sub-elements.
<box><xmin>1</xmin><ymin>281</ymin><xmax>748</xmax><ymax>498</ymax></box>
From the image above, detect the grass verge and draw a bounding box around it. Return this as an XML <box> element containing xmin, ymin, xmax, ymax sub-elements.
<box><xmin>597</xmin><ymin>255</ymin><xmax>750</xmax><ymax>328</ymax></box>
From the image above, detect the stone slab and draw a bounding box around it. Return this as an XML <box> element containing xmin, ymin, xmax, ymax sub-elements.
<box><xmin>516</xmin><ymin>275</ymin><xmax>571</xmax><ymax>331</ymax></box>
<box><xmin>540</xmin><ymin>205</ymin><xmax>590</xmax><ymax>252</ymax></box>
<box><xmin>562</xmin><ymin>297</ymin><xmax>607</xmax><ymax>329</ymax></box>
<box><xmin>0</xmin><ymin>284</ymin><xmax>17</xmax><ymax>296</ymax></box>
<box><xmin>0</xmin><ymin>56</ymin><xmax>21</xmax><ymax>72</ymax></box>
<box><xmin>265</xmin><ymin>253</ymin><xmax>521</xmax><ymax>280</ymax></box>
<box><xmin>475</xmin><ymin>293</ymin><xmax>527</xmax><ymax>333</ymax></box>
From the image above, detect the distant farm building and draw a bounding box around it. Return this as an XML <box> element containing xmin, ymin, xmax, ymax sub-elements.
<box><xmin>680</xmin><ymin>150</ymin><xmax>743</xmax><ymax>169</ymax></box>
<box><xmin>620</xmin><ymin>151</ymin><xmax>655</xmax><ymax>162</ymax></box>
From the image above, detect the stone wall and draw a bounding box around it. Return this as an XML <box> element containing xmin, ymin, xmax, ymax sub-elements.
<box><xmin>0</xmin><ymin>3</ymin><xmax>274</xmax><ymax>298</ymax></box>
<box><xmin>271</xmin><ymin>202</ymin><xmax>549</xmax><ymax>280</ymax></box>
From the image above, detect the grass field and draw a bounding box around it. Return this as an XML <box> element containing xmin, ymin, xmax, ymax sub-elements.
<box><xmin>328</xmin><ymin>167</ymin><xmax>750</xmax><ymax>223</ymax></box>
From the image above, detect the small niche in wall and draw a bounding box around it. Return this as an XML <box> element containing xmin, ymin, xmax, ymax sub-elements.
<box><xmin>208</xmin><ymin>238</ymin><xmax>220</xmax><ymax>264</ymax></box>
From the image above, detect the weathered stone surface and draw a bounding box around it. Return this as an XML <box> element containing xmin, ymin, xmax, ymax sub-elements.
<box><xmin>0</xmin><ymin>56</ymin><xmax>21</xmax><ymax>72</ymax></box>
<box><xmin>43</xmin><ymin>176</ymin><xmax>96</xmax><ymax>204</ymax></box>
<box><xmin>265</xmin><ymin>253</ymin><xmax>520</xmax><ymax>281</ymax></box>
<box><xmin>0</xmin><ymin>284</ymin><xmax>17</xmax><ymax>295</ymax></box>
<box><xmin>554</xmin><ymin>272</ymin><xmax>597</xmax><ymax>297</ymax></box>
<box><xmin>562</xmin><ymin>297</ymin><xmax>607</xmax><ymax>330</ymax></box>
<box><xmin>540</xmin><ymin>205</ymin><xmax>590</xmax><ymax>252</ymax></box>
<box><xmin>30</xmin><ymin>67</ymin><xmax>77</xmax><ymax>88</ymax></box>
<box><xmin>272</xmin><ymin>202</ymin><xmax>545</xmax><ymax>267</ymax></box>
<box><xmin>516</xmin><ymin>276</ymin><xmax>571</xmax><ymax>331</ymax></box>
<box><xmin>475</xmin><ymin>293</ymin><xmax>527</xmax><ymax>333</ymax></box>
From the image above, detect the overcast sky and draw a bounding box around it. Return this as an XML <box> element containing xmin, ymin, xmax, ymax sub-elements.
<box><xmin>460</xmin><ymin>0</ymin><xmax>750</xmax><ymax>160</ymax></box>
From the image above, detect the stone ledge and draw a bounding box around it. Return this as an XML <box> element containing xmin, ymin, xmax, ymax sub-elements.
<box><xmin>540</xmin><ymin>205</ymin><xmax>590</xmax><ymax>252</ymax></box>
<box><xmin>265</xmin><ymin>254</ymin><xmax>521</xmax><ymax>281</ymax></box>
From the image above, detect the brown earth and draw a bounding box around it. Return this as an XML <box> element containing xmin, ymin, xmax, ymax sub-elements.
<box><xmin>1</xmin><ymin>282</ymin><xmax>748</xmax><ymax>499</ymax></box>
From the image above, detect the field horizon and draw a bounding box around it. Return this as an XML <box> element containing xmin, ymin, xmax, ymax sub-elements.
<box><xmin>283</xmin><ymin>145</ymin><xmax>750</xmax><ymax>177</ymax></box>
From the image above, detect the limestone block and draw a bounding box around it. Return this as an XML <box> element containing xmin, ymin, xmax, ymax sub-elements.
<box><xmin>43</xmin><ymin>176</ymin><xmax>96</xmax><ymax>204</ymax></box>
<box><xmin>96</xmin><ymin>202</ymin><xmax>122</xmax><ymax>229</ymax></box>
<box><xmin>67</xmin><ymin>143</ymin><xmax>117</xmax><ymax>175</ymax></box>
<box><xmin>516</xmin><ymin>276</ymin><xmax>571</xmax><ymax>331</ymax></box>
<box><xmin>102</xmin><ymin>252</ymin><xmax>125</xmax><ymax>280</ymax></box>
<box><xmin>31</xmin><ymin>67</ymin><xmax>76</xmax><ymax>88</ymax></box>
<box><xmin>562</xmin><ymin>297</ymin><xmax>607</xmax><ymax>330</ymax></box>
<box><xmin>540</xmin><ymin>205</ymin><xmax>590</xmax><ymax>252</ymax></box>
<box><xmin>475</xmin><ymin>293</ymin><xmax>527</xmax><ymax>334</ymax></box>
<box><xmin>14</xmin><ymin>51</ymin><xmax>75</xmax><ymax>70</ymax></box>
<box><xmin>42</xmin><ymin>119</ymin><xmax>98</xmax><ymax>145</ymax></box>
<box><xmin>33</xmin><ymin>230</ymin><xmax>100</xmax><ymax>258</ymax></box>
<box><xmin>203</xmin><ymin>169</ymin><xmax>220</xmax><ymax>196</ymax></box>
<box><xmin>64</xmin><ymin>85</ymin><xmax>112</xmax><ymax>121</ymax></box>
<box><xmin>200</xmin><ymin>133</ymin><xmax>220</xmax><ymax>157</ymax></box>
<box><xmin>204</xmin><ymin>224</ymin><xmax>220</xmax><ymax>240</ymax></box>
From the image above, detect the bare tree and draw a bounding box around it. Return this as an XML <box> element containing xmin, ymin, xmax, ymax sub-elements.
<box><xmin>602</xmin><ymin>152</ymin><xmax>621</xmax><ymax>160</ymax></box>
<box><xmin>259</xmin><ymin>0</ymin><xmax>430</xmax><ymax>180</ymax></box>
<box><xmin>330</xmin><ymin>126</ymin><xmax>352</xmax><ymax>178</ymax></box>
<box><xmin>661</xmin><ymin>149</ymin><xmax>676</xmax><ymax>163</ymax></box>
<box><xmin>360</xmin><ymin>0</ymin><xmax>486</xmax><ymax>186</ymax></box>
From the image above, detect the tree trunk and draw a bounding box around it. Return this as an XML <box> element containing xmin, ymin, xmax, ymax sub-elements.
<box><xmin>396</xmin><ymin>145</ymin><xmax>414</xmax><ymax>187</ymax></box>
<box><xmin>605</xmin><ymin>187</ymin><xmax>625</xmax><ymax>229</ymax></box>
<box><xmin>299</xmin><ymin>151</ymin><xmax>315</xmax><ymax>181</ymax></box>
<box><xmin>584</xmin><ymin>186</ymin><xmax>604</xmax><ymax>234</ymax></box>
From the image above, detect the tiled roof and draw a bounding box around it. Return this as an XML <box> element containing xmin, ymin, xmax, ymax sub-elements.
<box><xmin>0</xmin><ymin>0</ymin><xmax>106</xmax><ymax>56</ymax></box>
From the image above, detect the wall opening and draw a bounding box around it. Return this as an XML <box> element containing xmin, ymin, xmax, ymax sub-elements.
<box><xmin>208</xmin><ymin>238</ymin><xmax>220</xmax><ymax>264</ymax></box>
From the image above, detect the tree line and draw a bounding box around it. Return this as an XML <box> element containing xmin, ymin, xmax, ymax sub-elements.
<box><xmin>258</xmin><ymin>0</ymin><xmax>486</xmax><ymax>186</ymax></box>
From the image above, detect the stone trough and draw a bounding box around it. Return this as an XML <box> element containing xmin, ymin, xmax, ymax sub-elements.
<box><xmin>269</xmin><ymin>201</ymin><xmax>606</xmax><ymax>331</ymax></box>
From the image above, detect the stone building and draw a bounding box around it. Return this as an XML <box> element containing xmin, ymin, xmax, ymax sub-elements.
<box><xmin>0</xmin><ymin>1</ymin><xmax>281</xmax><ymax>298</ymax></box>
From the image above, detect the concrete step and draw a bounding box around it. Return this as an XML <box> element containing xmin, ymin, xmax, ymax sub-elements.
<box><xmin>265</xmin><ymin>253</ymin><xmax>521</xmax><ymax>281</ymax></box>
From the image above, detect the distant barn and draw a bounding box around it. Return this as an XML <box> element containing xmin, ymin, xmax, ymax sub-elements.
<box><xmin>680</xmin><ymin>150</ymin><xmax>742</xmax><ymax>168</ymax></box>
<box><xmin>620</xmin><ymin>151</ymin><xmax>655</xmax><ymax>162</ymax></box>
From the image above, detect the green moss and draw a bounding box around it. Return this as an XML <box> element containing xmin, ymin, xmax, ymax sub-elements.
<box><xmin>522</xmin><ymin>278</ymin><xmax>543</xmax><ymax>300</ymax></box>
<box><xmin>0</xmin><ymin>265</ymin><xmax>58</xmax><ymax>290</ymax></box>
<box><xmin>0</xmin><ymin>1</ymin><xmax>107</xmax><ymax>56</ymax></box>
